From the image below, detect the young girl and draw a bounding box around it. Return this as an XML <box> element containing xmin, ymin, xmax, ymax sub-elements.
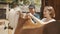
<box><xmin>29</xmin><ymin>6</ymin><xmax>56</xmax><ymax>24</ymax></box>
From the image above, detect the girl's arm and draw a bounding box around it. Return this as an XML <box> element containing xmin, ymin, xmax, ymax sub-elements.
<box><xmin>29</xmin><ymin>13</ymin><xmax>44</xmax><ymax>24</ymax></box>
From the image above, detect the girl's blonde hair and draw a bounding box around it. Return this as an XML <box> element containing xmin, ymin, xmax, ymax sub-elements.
<box><xmin>44</xmin><ymin>6</ymin><xmax>55</xmax><ymax>18</ymax></box>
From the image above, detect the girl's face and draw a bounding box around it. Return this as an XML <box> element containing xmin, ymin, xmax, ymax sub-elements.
<box><xmin>43</xmin><ymin>8</ymin><xmax>51</xmax><ymax>18</ymax></box>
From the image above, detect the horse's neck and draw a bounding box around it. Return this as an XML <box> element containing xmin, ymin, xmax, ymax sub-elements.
<box><xmin>14</xmin><ymin>17</ymin><xmax>27</xmax><ymax>34</ymax></box>
<box><xmin>17</xmin><ymin>18</ymin><xmax>25</xmax><ymax>27</ymax></box>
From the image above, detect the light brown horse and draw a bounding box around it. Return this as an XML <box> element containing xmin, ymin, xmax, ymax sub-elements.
<box><xmin>14</xmin><ymin>14</ymin><xmax>43</xmax><ymax>34</ymax></box>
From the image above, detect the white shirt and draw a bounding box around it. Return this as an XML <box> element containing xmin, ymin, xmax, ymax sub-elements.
<box><xmin>41</xmin><ymin>18</ymin><xmax>56</xmax><ymax>24</ymax></box>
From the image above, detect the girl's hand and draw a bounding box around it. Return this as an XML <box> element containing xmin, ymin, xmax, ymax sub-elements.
<box><xmin>25</xmin><ymin>14</ymin><xmax>31</xmax><ymax>20</ymax></box>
